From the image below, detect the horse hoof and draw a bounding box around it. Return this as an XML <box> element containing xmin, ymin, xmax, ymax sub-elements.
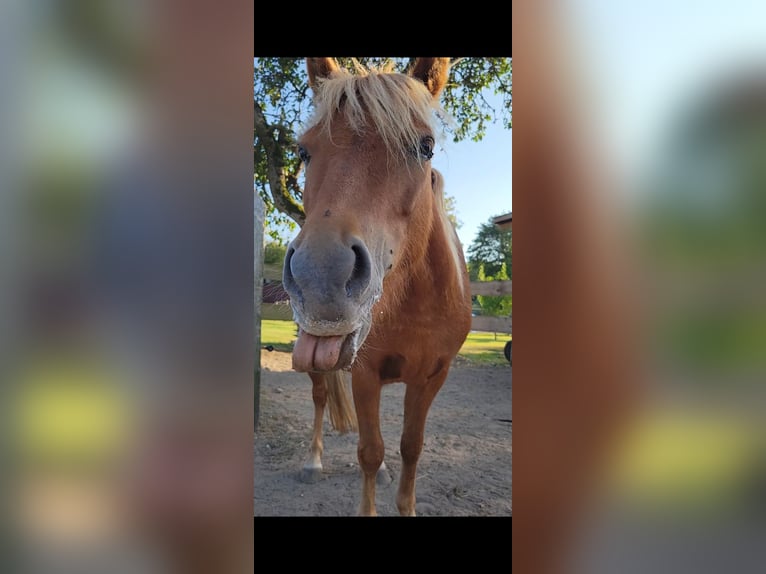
<box><xmin>299</xmin><ymin>467</ymin><xmax>323</xmax><ymax>484</ymax></box>
<box><xmin>376</xmin><ymin>466</ymin><xmax>392</xmax><ymax>486</ymax></box>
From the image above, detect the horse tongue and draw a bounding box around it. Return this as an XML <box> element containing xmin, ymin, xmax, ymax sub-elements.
<box><xmin>292</xmin><ymin>331</ymin><xmax>345</xmax><ymax>372</ymax></box>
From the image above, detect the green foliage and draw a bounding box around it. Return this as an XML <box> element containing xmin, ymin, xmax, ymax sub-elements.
<box><xmin>467</xmin><ymin>216</ymin><xmax>512</xmax><ymax>280</ymax></box>
<box><xmin>254</xmin><ymin>58</ymin><xmax>512</xmax><ymax>241</ymax></box>
<box><xmin>639</xmin><ymin>88</ymin><xmax>766</xmax><ymax>378</ymax></box>
<box><xmin>254</xmin><ymin>57</ymin><xmax>512</xmax><ymax>143</ymax></box>
<box><xmin>442</xmin><ymin>193</ymin><xmax>462</xmax><ymax>230</ymax></box>
<box><xmin>466</xmin><ymin>214</ymin><xmax>512</xmax><ymax>316</ymax></box>
<box><xmin>441</xmin><ymin>57</ymin><xmax>513</xmax><ymax>141</ymax></box>
<box><xmin>263</xmin><ymin>241</ymin><xmax>287</xmax><ymax>265</ymax></box>
<box><xmin>476</xmin><ymin>263</ymin><xmax>512</xmax><ymax>316</ymax></box>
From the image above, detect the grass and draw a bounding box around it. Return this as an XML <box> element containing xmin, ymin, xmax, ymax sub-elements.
<box><xmin>459</xmin><ymin>330</ymin><xmax>512</xmax><ymax>367</ymax></box>
<box><xmin>609</xmin><ymin>408</ymin><xmax>761</xmax><ymax>517</ymax></box>
<box><xmin>260</xmin><ymin>319</ymin><xmax>511</xmax><ymax>366</ymax></box>
<box><xmin>261</xmin><ymin>302</ymin><xmax>293</xmax><ymax>321</ymax></box>
<box><xmin>260</xmin><ymin>319</ymin><xmax>299</xmax><ymax>352</ymax></box>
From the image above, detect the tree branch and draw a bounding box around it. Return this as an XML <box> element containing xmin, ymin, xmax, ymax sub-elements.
<box><xmin>254</xmin><ymin>101</ymin><xmax>305</xmax><ymax>225</ymax></box>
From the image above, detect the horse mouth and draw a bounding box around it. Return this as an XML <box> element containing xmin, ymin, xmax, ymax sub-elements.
<box><xmin>292</xmin><ymin>328</ymin><xmax>360</xmax><ymax>373</ymax></box>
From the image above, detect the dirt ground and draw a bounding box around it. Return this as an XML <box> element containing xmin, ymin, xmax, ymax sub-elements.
<box><xmin>254</xmin><ymin>350</ymin><xmax>512</xmax><ymax>516</ymax></box>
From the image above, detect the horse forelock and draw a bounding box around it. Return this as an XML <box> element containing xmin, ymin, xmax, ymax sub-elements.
<box><xmin>303</xmin><ymin>62</ymin><xmax>447</xmax><ymax>162</ymax></box>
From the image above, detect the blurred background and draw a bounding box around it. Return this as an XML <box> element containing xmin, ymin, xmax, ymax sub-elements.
<box><xmin>1</xmin><ymin>1</ymin><xmax>253</xmax><ymax>572</ymax></box>
<box><xmin>513</xmin><ymin>1</ymin><xmax>766</xmax><ymax>572</ymax></box>
<box><xmin>5</xmin><ymin>0</ymin><xmax>766</xmax><ymax>569</ymax></box>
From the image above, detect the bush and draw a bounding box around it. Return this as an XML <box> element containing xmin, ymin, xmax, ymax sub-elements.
<box><xmin>264</xmin><ymin>242</ymin><xmax>287</xmax><ymax>265</ymax></box>
<box><xmin>476</xmin><ymin>263</ymin><xmax>512</xmax><ymax>316</ymax></box>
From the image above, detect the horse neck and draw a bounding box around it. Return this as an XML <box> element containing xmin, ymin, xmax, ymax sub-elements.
<box><xmin>385</xmin><ymin>199</ymin><xmax>466</xmax><ymax>314</ymax></box>
<box><xmin>422</xmin><ymin>201</ymin><xmax>467</xmax><ymax>301</ymax></box>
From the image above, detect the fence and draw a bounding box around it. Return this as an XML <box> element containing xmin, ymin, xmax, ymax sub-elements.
<box><xmin>254</xmin><ymin>249</ymin><xmax>512</xmax><ymax>427</ymax></box>
<box><xmin>470</xmin><ymin>280</ymin><xmax>512</xmax><ymax>334</ymax></box>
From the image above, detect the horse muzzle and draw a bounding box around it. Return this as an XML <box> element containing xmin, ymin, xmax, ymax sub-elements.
<box><xmin>283</xmin><ymin>234</ymin><xmax>379</xmax><ymax>372</ymax></box>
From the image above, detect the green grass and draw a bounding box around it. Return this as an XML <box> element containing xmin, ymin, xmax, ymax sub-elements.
<box><xmin>459</xmin><ymin>330</ymin><xmax>512</xmax><ymax>366</ymax></box>
<box><xmin>260</xmin><ymin>319</ymin><xmax>299</xmax><ymax>352</ymax></box>
<box><xmin>260</xmin><ymin>319</ymin><xmax>511</xmax><ymax>366</ymax></box>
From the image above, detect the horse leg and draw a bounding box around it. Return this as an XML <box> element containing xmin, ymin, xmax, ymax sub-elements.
<box><xmin>351</xmin><ymin>372</ymin><xmax>384</xmax><ymax>516</ymax></box>
<box><xmin>397</xmin><ymin>372</ymin><xmax>448</xmax><ymax>516</ymax></box>
<box><xmin>299</xmin><ymin>372</ymin><xmax>326</xmax><ymax>483</ymax></box>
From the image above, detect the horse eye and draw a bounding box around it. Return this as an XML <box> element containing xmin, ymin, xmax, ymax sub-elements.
<box><xmin>418</xmin><ymin>136</ymin><xmax>434</xmax><ymax>160</ymax></box>
<box><xmin>298</xmin><ymin>145</ymin><xmax>311</xmax><ymax>164</ymax></box>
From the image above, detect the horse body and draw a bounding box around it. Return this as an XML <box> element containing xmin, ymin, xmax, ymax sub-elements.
<box><xmin>283</xmin><ymin>58</ymin><xmax>471</xmax><ymax>516</ymax></box>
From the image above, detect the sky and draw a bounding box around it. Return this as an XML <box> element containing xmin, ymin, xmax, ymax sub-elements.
<box><xmin>566</xmin><ymin>0</ymin><xmax>766</xmax><ymax>193</ymax></box>
<box><xmin>432</xmin><ymin>101</ymin><xmax>512</xmax><ymax>250</ymax></box>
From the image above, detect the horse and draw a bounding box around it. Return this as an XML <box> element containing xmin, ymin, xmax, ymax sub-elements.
<box><xmin>282</xmin><ymin>57</ymin><xmax>472</xmax><ymax>516</ymax></box>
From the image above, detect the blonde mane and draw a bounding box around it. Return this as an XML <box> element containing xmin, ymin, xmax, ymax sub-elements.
<box><xmin>431</xmin><ymin>168</ymin><xmax>466</xmax><ymax>295</ymax></box>
<box><xmin>303</xmin><ymin>60</ymin><xmax>447</xmax><ymax>162</ymax></box>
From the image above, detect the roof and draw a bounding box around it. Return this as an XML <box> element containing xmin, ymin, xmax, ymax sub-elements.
<box><xmin>262</xmin><ymin>280</ymin><xmax>290</xmax><ymax>304</ymax></box>
<box><xmin>493</xmin><ymin>212</ymin><xmax>512</xmax><ymax>230</ymax></box>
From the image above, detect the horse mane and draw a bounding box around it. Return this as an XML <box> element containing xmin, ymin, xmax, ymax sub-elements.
<box><xmin>355</xmin><ymin>166</ymin><xmax>465</xmax><ymax>369</ymax></box>
<box><xmin>431</xmin><ymin>168</ymin><xmax>466</xmax><ymax>295</ymax></box>
<box><xmin>303</xmin><ymin>60</ymin><xmax>447</xmax><ymax>162</ymax></box>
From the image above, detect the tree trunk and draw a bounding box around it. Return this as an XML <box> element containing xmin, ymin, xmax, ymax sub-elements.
<box><xmin>253</xmin><ymin>102</ymin><xmax>305</xmax><ymax>225</ymax></box>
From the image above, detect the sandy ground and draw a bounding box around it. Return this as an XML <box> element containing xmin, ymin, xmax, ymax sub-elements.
<box><xmin>254</xmin><ymin>350</ymin><xmax>512</xmax><ymax>516</ymax></box>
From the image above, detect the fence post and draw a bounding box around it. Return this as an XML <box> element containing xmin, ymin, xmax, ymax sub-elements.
<box><xmin>254</xmin><ymin>193</ymin><xmax>265</xmax><ymax>429</ymax></box>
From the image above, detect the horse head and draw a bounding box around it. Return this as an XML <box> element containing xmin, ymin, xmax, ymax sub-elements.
<box><xmin>283</xmin><ymin>57</ymin><xmax>450</xmax><ymax>372</ymax></box>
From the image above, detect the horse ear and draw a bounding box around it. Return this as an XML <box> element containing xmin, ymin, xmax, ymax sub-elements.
<box><xmin>306</xmin><ymin>58</ymin><xmax>340</xmax><ymax>91</ymax></box>
<box><xmin>408</xmin><ymin>58</ymin><xmax>450</xmax><ymax>98</ymax></box>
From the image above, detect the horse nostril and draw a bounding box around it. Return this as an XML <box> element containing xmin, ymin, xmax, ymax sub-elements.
<box><xmin>283</xmin><ymin>247</ymin><xmax>294</xmax><ymax>279</ymax></box>
<box><xmin>283</xmin><ymin>246</ymin><xmax>301</xmax><ymax>300</ymax></box>
<box><xmin>346</xmin><ymin>243</ymin><xmax>372</xmax><ymax>299</ymax></box>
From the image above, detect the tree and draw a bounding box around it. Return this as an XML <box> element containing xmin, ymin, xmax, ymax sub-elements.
<box><xmin>477</xmin><ymin>263</ymin><xmax>512</xmax><ymax>316</ymax></box>
<box><xmin>443</xmin><ymin>193</ymin><xmax>462</xmax><ymax>230</ymax></box>
<box><xmin>468</xmin><ymin>216</ymin><xmax>512</xmax><ymax>317</ymax></box>
<box><xmin>254</xmin><ymin>58</ymin><xmax>512</xmax><ymax>240</ymax></box>
<box><xmin>467</xmin><ymin>216</ymin><xmax>512</xmax><ymax>280</ymax></box>
<box><xmin>263</xmin><ymin>241</ymin><xmax>287</xmax><ymax>265</ymax></box>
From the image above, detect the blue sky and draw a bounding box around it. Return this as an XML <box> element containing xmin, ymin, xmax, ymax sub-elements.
<box><xmin>567</xmin><ymin>0</ymin><xmax>766</xmax><ymax>191</ymax></box>
<box><xmin>433</xmin><ymin>102</ymin><xmax>512</xmax><ymax>250</ymax></box>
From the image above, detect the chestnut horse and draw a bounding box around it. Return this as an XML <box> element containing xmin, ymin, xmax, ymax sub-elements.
<box><xmin>283</xmin><ymin>57</ymin><xmax>472</xmax><ymax>516</ymax></box>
